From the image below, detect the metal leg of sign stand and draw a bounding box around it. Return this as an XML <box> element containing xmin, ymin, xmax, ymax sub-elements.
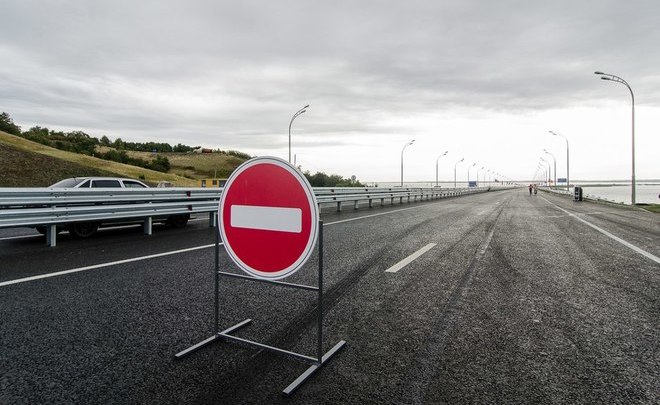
<box><xmin>174</xmin><ymin>220</ymin><xmax>346</xmax><ymax>396</ymax></box>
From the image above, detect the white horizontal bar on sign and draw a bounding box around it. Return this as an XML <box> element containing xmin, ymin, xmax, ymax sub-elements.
<box><xmin>230</xmin><ymin>205</ymin><xmax>302</xmax><ymax>233</ymax></box>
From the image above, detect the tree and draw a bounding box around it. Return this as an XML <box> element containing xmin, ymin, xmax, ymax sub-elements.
<box><xmin>0</xmin><ymin>112</ymin><xmax>21</xmax><ymax>135</ymax></box>
<box><xmin>100</xmin><ymin>135</ymin><xmax>111</xmax><ymax>146</ymax></box>
<box><xmin>113</xmin><ymin>137</ymin><xmax>125</xmax><ymax>149</ymax></box>
<box><xmin>303</xmin><ymin>171</ymin><xmax>364</xmax><ymax>187</ymax></box>
<box><xmin>148</xmin><ymin>155</ymin><xmax>170</xmax><ymax>172</ymax></box>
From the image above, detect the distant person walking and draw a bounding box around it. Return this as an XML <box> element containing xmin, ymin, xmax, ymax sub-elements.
<box><xmin>529</xmin><ymin>184</ymin><xmax>533</xmax><ymax>195</ymax></box>
<box><xmin>533</xmin><ymin>184</ymin><xmax>538</xmax><ymax>195</ymax></box>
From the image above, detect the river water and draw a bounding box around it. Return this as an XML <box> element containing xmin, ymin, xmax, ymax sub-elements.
<box><xmin>366</xmin><ymin>181</ymin><xmax>660</xmax><ymax>205</ymax></box>
<box><xmin>576</xmin><ymin>183</ymin><xmax>659</xmax><ymax>205</ymax></box>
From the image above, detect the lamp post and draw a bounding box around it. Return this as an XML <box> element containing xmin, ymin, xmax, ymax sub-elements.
<box><xmin>544</xmin><ymin>149</ymin><xmax>557</xmax><ymax>189</ymax></box>
<box><xmin>454</xmin><ymin>158</ymin><xmax>464</xmax><ymax>188</ymax></box>
<box><xmin>594</xmin><ymin>71</ymin><xmax>636</xmax><ymax>204</ymax></box>
<box><xmin>549</xmin><ymin>130</ymin><xmax>569</xmax><ymax>191</ymax></box>
<box><xmin>537</xmin><ymin>164</ymin><xmax>546</xmax><ymax>185</ymax></box>
<box><xmin>288</xmin><ymin>104</ymin><xmax>309</xmax><ymax>164</ymax></box>
<box><xmin>435</xmin><ymin>151</ymin><xmax>448</xmax><ymax>187</ymax></box>
<box><xmin>540</xmin><ymin>158</ymin><xmax>551</xmax><ymax>186</ymax></box>
<box><xmin>467</xmin><ymin>163</ymin><xmax>476</xmax><ymax>186</ymax></box>
<box><xmin>476</xmin><ymin>166</ymin><xmax>485</xmax><ymax>187</ymax></box>
<box><xmin>400</xmin><ymin>139</ymin><xmax>415</xmax><ymax>187</ymax></box>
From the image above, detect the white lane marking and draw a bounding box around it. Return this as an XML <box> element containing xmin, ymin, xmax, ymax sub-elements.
<box><xmin>541</xmin><ymin>197</ymin><xmax>660</xmax><ymax>265</ymax></box>
<box><xmin>2</xmin><ymin>203</ymin><xmax>432</xmax><ymax>286</ymax></box>
<box><xmin>231</xmin><ymin>205</ymin><xmax>301</xmax><ymax>233</ymax></box>
<box><xmin>0</xmin><ymin>234</ymin><xmax>40</xmax><ymax>241</ymax></box>
<box><xmin>0</xmin><ymin>243</ymin><xmax>218</xmax><ymax>287</ymax></box>
<box><xmin>324</xmin><ymin>205</ymin><xmax>423</xmax><ymax>226</ymax></box>
<box><xmin>385</xmin><ymin>243</ymin><xmax>437</xmax><ymax>273</ymax></box>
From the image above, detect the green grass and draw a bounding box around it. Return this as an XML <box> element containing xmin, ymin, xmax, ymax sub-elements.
<box><xmin>0</xmin><ymin>143</ymin><xmax>119</xmax><ymax>187</ymax></box>
<box><xmin>639</xmin><ymin>204</ymin><xmax>660</xmax><ymax>214</ymax></box>
<box><xmin>0</xmin><ymin>131</ymin><xmax>198</xmax><ymax>186</ymax></box>
<box><xmin>96</xmin><ymin>146</ymin><xmax>247</xmax><ymax>179</ymax></box>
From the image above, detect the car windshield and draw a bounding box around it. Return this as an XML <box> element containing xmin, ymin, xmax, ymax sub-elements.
<box><xmin>123</xmin><ymin>180</ymin><xmax>148</xmax><ymax>188</ymax></box>
<box><xmin>50</xmin><ymin>178</ymin><xmax>86</xmax><ymax>188</ymax></box>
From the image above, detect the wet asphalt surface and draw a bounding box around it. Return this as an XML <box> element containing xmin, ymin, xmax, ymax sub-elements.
<box><xmin>1</xmin><ymin>189</ymin><xmax>658</xmax><ymax>404</ymax></box>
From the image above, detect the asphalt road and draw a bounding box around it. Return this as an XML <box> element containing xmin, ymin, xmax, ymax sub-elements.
<box><xmin>1</xmin><ymin>189</ymin><xmax>658</xmax><ymax>404</ymax></box>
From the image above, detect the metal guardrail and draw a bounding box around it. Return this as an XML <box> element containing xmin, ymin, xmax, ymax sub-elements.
<box><xmin>0</xmin><ymin>186</ymin><xmax>499</xmax><ymax>246</ymax></box>
<box><xmin>314</xmin><ymin>186</ymin><xmax>486</xmax><ymax>211</ymax></box>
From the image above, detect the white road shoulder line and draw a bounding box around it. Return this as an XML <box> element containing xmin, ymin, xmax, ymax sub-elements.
<box><xmin>540</xmin><ymin>197</ymin><xmax>660</xmax><ymax>265</ymax></box>
<box><xmin>324</xmin><ymin>205</ymin><xmax>423</xmax><ymax>226</ymax></box>
<box><xmin>0</xmin><ymin>243</ymin><xmax>218</xmax><ymax>287</ymax></box>
<box><xmin>0</xmin><ymin>234</ymin><xmax>40</xmax><ymax>241</ymax></box>
<box><xmin>385</xmin><ymin>243</ymin><xmax>437</xmax><ymax>273</ymax></box>
<box><xmin>2</xmin><ymin>204</ymin><xmax>431</xmax><ymax>287</ymax></box>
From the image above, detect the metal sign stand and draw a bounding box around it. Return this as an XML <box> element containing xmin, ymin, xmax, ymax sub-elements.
<box><xmin>175</xmin><ymin>220</ymin><xmax>346</xmax><ymax>396</ymax></box>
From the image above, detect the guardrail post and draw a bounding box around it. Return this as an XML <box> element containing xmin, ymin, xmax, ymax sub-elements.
<box><xmin>353</xmin><ymin>200</ymin><xmax>359</xmax><ymax>210</ymax></box>
<box><xmin>368</xmin><ymin>199</ymin><xmax>373</xmax><ymax>208</ymax></box>
<box><xmin>380</xmin><ymin>198</ymin><xmax>385</xmax><ymax>206</ymax></box>
<box><xmin>336</xmin><ymin>201</ymin><xmax>342</xmax><ymax>212</ymax></box>
<box><xmin>143</xmin><ymin>217</ymin><xmax>153</xmax><ymax>235</ymax></box>
<box><xmin>209</xmin><ymin>212</ymin><xmax>217</xmax><ymax>227</ymax></box>
<box><xmin>46</xmin><ymin>225</ymin><xmax>57</xmax><ymax>247</ymax></box>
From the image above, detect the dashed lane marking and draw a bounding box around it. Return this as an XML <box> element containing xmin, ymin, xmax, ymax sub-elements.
<box><xmin>385</xmin><ymin>243</ymin><xmax>437</xmax><ymax>273</ymax></box>
<box><xmin>1</xmin><ymin>205</ymin><xmax>433</xmax><ymax>287</ymax></box>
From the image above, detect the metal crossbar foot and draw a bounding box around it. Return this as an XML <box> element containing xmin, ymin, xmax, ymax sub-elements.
<box><xmin>174</xmin><ymin>335</ymin><xmax>220</xmax><ymax>359</ymax></box>
<box><xmin>175</xmin><ymin>319</ymin><xmax>253</xmax><ymax>359</ymax></box>
<box><xmin>282</xmin><ymin>340</ymin><xmax>346</xmax><ymax>396</ymax></box>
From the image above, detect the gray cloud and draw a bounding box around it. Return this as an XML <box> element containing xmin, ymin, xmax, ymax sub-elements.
<box><xmin>1</xmin><ymin>0</ymin><xmax>659</xmax><ymax>179</ymax></box>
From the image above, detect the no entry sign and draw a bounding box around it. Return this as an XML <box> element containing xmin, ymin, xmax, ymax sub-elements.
<box><xmin>219</xmin><ymin>157</ymin><xmax>319</xmax><ymax>280</ymax></box>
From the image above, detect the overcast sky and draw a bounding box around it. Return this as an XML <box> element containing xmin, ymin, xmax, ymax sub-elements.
<box><xmin>1</xmin><ymin>0</ymin><xmax>659</xmax><ymax>183</ymax></box>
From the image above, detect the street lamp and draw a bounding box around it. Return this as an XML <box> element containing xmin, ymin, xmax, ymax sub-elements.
<box><xmin>288</xmin><ymin>104</ymin><xmax>309</xmax><ymax>164</ymax></box>
<box><xmin>540</xmin><ymin>157</ymin><xmax>551</xmax><ymax>186</ymax></box>
<box><xmin>476</xmin><ymin>166</ymin><xmax>485</xmax><ymax>187</ymax></box>
<box><xmin>435</xmin><ymin>151</ymin><xmax>448</xmax><ymax>187</ymax></box>
<box><xmin>594</xmin><ymin>71</ymin><xmax>636</xmax><ymax>204</ymax></box>
<box><xmin>467</xmin><ymin>163</ymin><xmax>476</xmax><ymax>186</ymax></box>
<box><xmin>454</xmin><ymin>158</ymin><xmax>464</xmax><ymax>188</ymax></box>
<box><xmin>549</xmin><ymin>130</ymin><xmax>570</xmax><ymax>191</ymax></box>
<box><xmin>537</xmin><ymin>164</ymin><xmax>546</xmax><ymax>185</ymax></box>
<box><xmin>400</xmin><ymin>139</ymin><xmax>415</xmax><ymax>187</ymax></box>
<box><xmin>543</xmin><ymin>149</ymin><xmax>557</xmax><ymax>189</ymax></box>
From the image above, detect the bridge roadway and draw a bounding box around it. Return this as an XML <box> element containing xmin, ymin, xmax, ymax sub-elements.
<box><xmin>0</xmin><ymin>189</ymin><xmax>658</xmax><ymax>404</ymax></box>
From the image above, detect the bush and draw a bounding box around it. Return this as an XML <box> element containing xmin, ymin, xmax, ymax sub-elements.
<box><xmin>303</xmin><ymin>171</ymin><xmax>364</xmax><ymax>187</ymax></box>
<box><xmin>0</xmin><ymin>112</ymin><xmax>21</xmax><ymax>135</ymax></box>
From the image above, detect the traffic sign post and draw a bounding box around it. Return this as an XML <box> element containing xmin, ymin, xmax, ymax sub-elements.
<box><xmin>174</xmin><ymin>157</ymin><xmax>346</xmax><ymax>396</ymax></box>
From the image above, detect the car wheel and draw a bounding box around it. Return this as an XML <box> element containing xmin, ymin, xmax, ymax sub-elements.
<box><xmin>167</xmin><ymin>214</ymin><xmax>189</xmax><ymax>228</ymax></box>
<box><xmin>69</xmin><ymin>222</ymin><xmax>99</xmax><ymax>238</ymax></box>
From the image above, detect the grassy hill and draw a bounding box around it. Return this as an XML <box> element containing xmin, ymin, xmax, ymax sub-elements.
<box><xmin>0</xmin><ymin>131</ymin><xmax>199</xmax><ymax>187</ymax></box>
<box><xmin>95</xmin><ymin>146</ymin><xmax>247</xmax><ymax>179</ymax></box>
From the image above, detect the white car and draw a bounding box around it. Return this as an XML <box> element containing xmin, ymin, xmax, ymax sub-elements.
<box><xmin>40</xmin><ymin>177</ymin><xmax>189</xmax><ymax>237</ymax></box>
<box><xmin>50</xmin><ymin>177</ymin><xmax>149</xmax><ymax>189</ymax></box>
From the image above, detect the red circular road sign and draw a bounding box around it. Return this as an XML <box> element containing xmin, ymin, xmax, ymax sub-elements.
<box><xmin>219</xmin><ymin>156</ymin><xmax>319</xmax><ymax>280</ymax></box>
